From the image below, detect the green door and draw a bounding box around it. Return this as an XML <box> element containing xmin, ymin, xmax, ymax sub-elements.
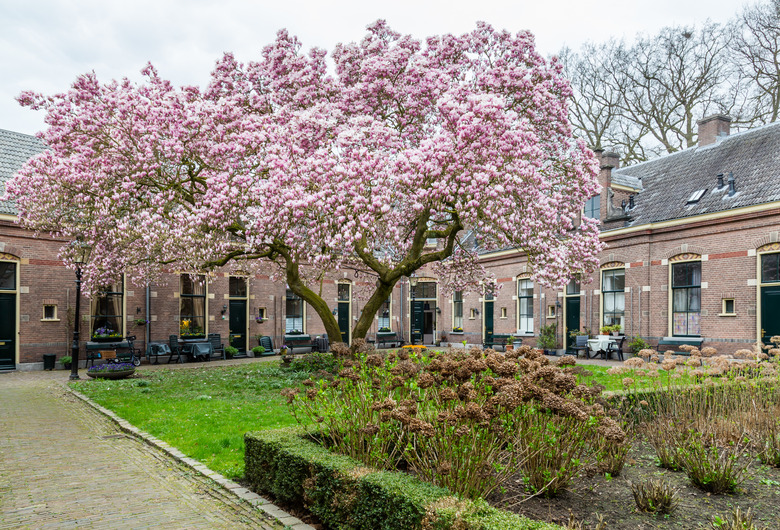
<box><xmin>761</xmin><ymin>287</ymin><xmax>780</xmax><ymax>343</ymax></box>
<box><xmin>483</xmin><ymin>299</ymin><xmax>494</xmax><ymax>347</ymax></box>
<box><xmin>565</xmin><ymin>297</ymin><xmax>581</xmax><ymax>352</ymax></box>
<box><xmin>338</xmin><ymin>302</ymin><xmax>350</xmax><ymax>345</ymax></box>
<box><xmin>411</xmin><ymin>301</ymin><xmax>424</xmax><ymax>345</ymax></box>
<box><xmin>0</xmin><ymin>293</ymin><xmax>15</xmax><ymax>370</ymax></box>
<box><xmin>229</xmin><ymin>299</ymin><xmax>247</xmax><ymax>352</ymax></box>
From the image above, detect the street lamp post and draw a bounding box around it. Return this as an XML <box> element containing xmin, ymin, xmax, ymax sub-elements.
<box><xmin>409</xmin><ymin>275</ymin><xmax>418</xmax><ymax>346</ymax></box>
<box><xmin>69</xmin><ymin>241</ymin><xmax>91</xmax><ymax>380</ymax></box>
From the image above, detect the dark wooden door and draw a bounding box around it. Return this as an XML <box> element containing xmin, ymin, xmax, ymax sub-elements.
<box><xmin>565</xmin><ymin>297</ymin><xmax>581</xmax><ymax>352</ymax></box>
<box><xmin>483</xmin><ymin>300</ymin><xmax>494</xmax><ymax>347</ymax></box>
<box><xmin>411</xmin><ymin>301</ymin><xmax>424</xmax><ymax>345</ymax></box>
<box><xmin>229</xmin><ymin>299</ymin><xmax>247</xmax><ymax>352</ymax></box>
<box><xmin>0</xmin><ymin>293</ymin><xmax>15</xmax><ymax>370</ymax></box>
<box><xmin>338</xmin><ymin>302</ymin><xmax>350</xmax><ymax>345</ymax></box>
<box><xmin>761</xmin><ymin>286</ymin><xmax>780</xmax><ymax>343</ymax></box>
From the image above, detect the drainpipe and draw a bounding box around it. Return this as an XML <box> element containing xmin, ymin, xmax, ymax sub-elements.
<box><xmin>145</xmin><ymin>284</ymin><xmax>151</xmax><ymax>347</ymax></box>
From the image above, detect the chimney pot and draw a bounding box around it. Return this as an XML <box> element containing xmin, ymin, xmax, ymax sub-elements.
<box><xmin>727</xmin><ymin>172</ymin><xmax>736</xmax><ymax>197</ymax></box>
<box><xmin>698</xmin><ymin>115</ymin><xmax>731</xmax><ymax>147</ymax></box>
<box><xmin>717</xmin><ymin>173</ymin><xmax>724</xmax><ymax>189</ymax></box>
<box><xmin>629</xmin><ymin>194</ymin><xmax>635</xmax><ymax>209</ymax></box>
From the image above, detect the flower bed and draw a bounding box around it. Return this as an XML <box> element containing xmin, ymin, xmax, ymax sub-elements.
<box><xmin>244</xmin><ymin>427</ymin><xmax>563</xmax><ymax>530</ymax></box>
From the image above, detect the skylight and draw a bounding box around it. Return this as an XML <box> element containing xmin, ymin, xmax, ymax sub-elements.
<box><xmin>687</xmin><ymin>189</ymin><xmax>707</xmax><ymax>204</ymax></box>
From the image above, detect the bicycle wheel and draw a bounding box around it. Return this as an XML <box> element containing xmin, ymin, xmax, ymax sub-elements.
<box><xmin>132</xmin><ymin>355</ymin><xmax>141</xmax><ymax>367</ymax></box>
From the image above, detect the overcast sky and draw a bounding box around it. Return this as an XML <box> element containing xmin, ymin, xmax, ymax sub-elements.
<box><xmin>1</xmin><ymin>0</ymin><xmax>751</xmax><ymax>135</ymax></box>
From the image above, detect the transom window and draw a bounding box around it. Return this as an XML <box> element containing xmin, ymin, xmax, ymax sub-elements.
<box><xmin>0</xmin><ymin>262</ymin><xmax>16</xmax><ymax>290</ymax></box>
<box><xmin>517</xmin><ymin>279</ymin><xmax>534</xmax><ymax>334</ymax></box>
<box><xmin>411</xmin><ymin>281</ymin><xmax>437</xmax><ymax>299</ymax></box>
<box><xmin>762</xmin><ymin>253</ymin><xmax>780</xmax><ymax>283</ymax></box>
<box><xmin>602</xmin><ymin>269</ymin><xmax>625</xmax><ymax>329</ymax></box>
<box><xmin>229</xmin><ymin>276</ymin><xmax>247</xmax><ymax>298</ymax></box>
<box><xmin>672</xmin><ymin>262</ymin><xmax>701</xmax><ymax>336</ymax></box>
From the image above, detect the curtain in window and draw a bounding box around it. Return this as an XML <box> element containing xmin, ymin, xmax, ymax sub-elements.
<box><xmin>91</xmin><ymin>280</ymin><xmax>123</xmax><ymax>337</ymax></box>
<box><xmin>518</xmin><ymin>279</ymin><xmax>534</xmax><ymax>333</ymax></box>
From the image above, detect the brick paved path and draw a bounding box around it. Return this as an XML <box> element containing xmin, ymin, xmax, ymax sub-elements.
<box><xmin>0</xmin><ymin>371</ymin><xmax>283</xmax><ymax>529</ymax></box>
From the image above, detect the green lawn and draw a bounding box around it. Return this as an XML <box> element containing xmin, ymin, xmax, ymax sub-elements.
<box><xmin>70</xmin><ymin>362</ymin><xmax>307</xmax><ymax>479</ymax></box>
<box><xmin>574</xmin><ymin>363</ymin><xmax>697</xmax><ymax>391</ymax></box>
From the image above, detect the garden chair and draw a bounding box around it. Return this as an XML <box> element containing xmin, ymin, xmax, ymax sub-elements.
<box><xmin>571</xmin><ymin>335</ymin><xmax>590</xmax><ymax>358</ymax></box>
<box><xmin>260</xmin><ymin>335</ymin><xmax>274</xmax><ymax>353</ymax></box>
<box><xmin>167</xmin><ymin>335</ymin><xmax>183</xmax><ymax>364</ymax></box>
<box><xmin>208</xmin><ymin>333</ymin><xmax>225</xmax><ymax>360</ymax></box>
<box><xmin>606</xmin><ymin>336</ymin><xmax>627</xmax><ymax>361</ymax></box>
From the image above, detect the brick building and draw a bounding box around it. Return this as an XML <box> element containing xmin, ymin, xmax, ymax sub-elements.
<box><xmin>1</xmin><ymin>115</ymin><xmax>779</xmax><ymax>370</ymax></box>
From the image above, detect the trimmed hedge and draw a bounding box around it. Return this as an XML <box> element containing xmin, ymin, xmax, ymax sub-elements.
<box><xmin>245</xmin><ymin>427</ymin><xmax>563</xmax><ymax>530</ymax></box>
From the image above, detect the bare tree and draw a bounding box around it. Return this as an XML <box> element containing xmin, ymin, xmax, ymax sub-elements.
<box><xmin>732</xmin><ymin>0</ymin><xmax>780</xmax><ymax>125</ymax></box>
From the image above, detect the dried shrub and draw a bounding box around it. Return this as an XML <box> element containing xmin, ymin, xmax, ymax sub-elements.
<box><xmin>566</xmin><ymin>512</ymin><xmax>606</xmax><ymax>530</ymax></box>
<box><xmin>285</xmin><ymin>347</ymin><xmax>618</xmax><ymax>499</ymax></box>
<box><xmin>593</xmin><ymin>426</ymin><xmax>634</xmax><ymax>475</ymax></box>
<box><xmin>629</xmin><ymin>479</ymin><xmax>679</xmax><ymax>514</ymax></box>
<box><xmin>710</xmin><ymin>507</ymin><xmax>768</xmax><ymax>530</ymax></box>
<box><xmin>330</xmin><ymin>342</ymin><xmax>351</xmax><ymax>358</ymax></box>
<box><xmin>643</xmin><ymin>418</ymin><xmax>684</xmax><ymax>470</ymax></box>
<box><xmin>675</xmin><ymin>431</ymin><xmax>751</xmax><ymax>494</ymax></box>
<box><xmin>350</xmin><ymin>338</ymin><xmax>374</xmax><ymax>355</ymax></box>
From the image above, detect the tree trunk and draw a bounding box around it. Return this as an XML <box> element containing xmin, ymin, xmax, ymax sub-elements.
<box><xmin>352</xmin><ymin>281</ymin><xmax>396</xmax><ymax>341</ymax></box>
<box><xmin>285</xmin><ymin>265</ymin><xmax>343</xmax><ymax>345</ymax></box>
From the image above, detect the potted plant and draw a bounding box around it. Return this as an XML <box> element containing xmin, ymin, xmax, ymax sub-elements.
<box><xmin>179</xmin><ymin>319</ymin><xmax>205</xmax><ymax>339</ymax></box>
<box><xmin>378</xmin><ymin>327</ymin><xmax>391</xmax><ymax>333</ymax></box>
<box><xmin>224</xmin><ymin>346</ymin><xmax>238</xmax><ymax>359</ymax></box>
<box><xmin>134</xmin><ymin>318</ymin><xmax>148</xmax><ymax>326</ymax></box>
<box><xmin>452</xmin><ymin>326</ymin><xmax>463</xmax><ymax>333</ymax></box>
<box><xmin>251</xmin><ymin>345</ymin><xmax>266</xmax><ymax>357</ymax></box>
<box><xmin>60</xmin><ymin>355</ymin><xmax>72</xmax><ymax>370</ymax></box>
<box><xmin>506</xmin><ymin>335</ymin><xmax>515</xmax><ymax>351</ymax></box>
<box><xmin>91</xmin><ymin>326</ymin><xmax>123</xmax><ymax>342</ymax></box>
<box><xmin>537</xmin><ymin>323</ymin><xmax>558</xmax><ymax>355</ymax></box>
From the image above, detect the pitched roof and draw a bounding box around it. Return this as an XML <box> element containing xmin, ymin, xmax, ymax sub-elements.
<box><xmin>611</xmin><ymin>121</ymin><xmax>780</xmax><ymax>228</ymax></box>
<box><xmin>0</xmin><ymin>128</ymin><xmax>46</xmax><ymax>216</ymax></box>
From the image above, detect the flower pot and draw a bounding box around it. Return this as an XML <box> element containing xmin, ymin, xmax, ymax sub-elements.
<box><xmin>91</xmin><ymin>337</ymin><xmax>121</xmax><ymax>343</ymax></box>
<box><xmin>63</xmin><ymin>362</ymin><xmax>72</xmax><ymax>370</ymax></box>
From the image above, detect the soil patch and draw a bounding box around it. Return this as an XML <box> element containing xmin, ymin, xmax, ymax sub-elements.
<box><xmin>490</xmin><ymin>440</ymin><xmax>780</xmax><ymax>529</ymax></box>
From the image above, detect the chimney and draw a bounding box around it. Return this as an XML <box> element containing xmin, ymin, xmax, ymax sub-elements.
<box><xmin>727</xmin><ymin>172</ymin><xmax>736</xmax><ymax>196</ymax></box>
<box><xmin>628</xmin><ymin>194</ymin><xmax>635</xmax><ymax>209</ymax></box>
<box><xmin>716</xmin><ymin>173</ymin><xmax>725</xmax><ymax>189</ymax></box>
<box><xmin>697</xmin><ymin>115</ymin><xmax>731</xmax><ymax>147</ymax></box>
<box><xmin>600</xmin><ymin>151</ymin><xmax>620</xmax><ymax>188</ymax></box>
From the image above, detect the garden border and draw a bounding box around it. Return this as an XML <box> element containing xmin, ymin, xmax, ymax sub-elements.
<box><xmin>244</xmin><ymin>426</ymin><xmax>565</xmax><ymax>530</ymax></box>
<box><xmin>66</xmin><ymin>385</ymin><xmax>313</xmax><ymax>530</ymax></box>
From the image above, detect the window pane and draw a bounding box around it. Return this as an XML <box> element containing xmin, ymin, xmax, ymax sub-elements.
<box><xmin>181</xmin><ymin>275</ymin><xmax>206</xmax><ymax>295</ymax></box>
<box><xmin>229</xmin><ymin>277</ymin><xmax>247</xmax><ymax>297</ymax></box>
<box><xmin>673</xmin><ymin>290</ymin><xmax>687</xmax><ymax>312</ymax></box>
<box><xmin>604</xmin><ymin>293</ymin><xmax>615</xmax><ymax>313</ymax></box>
<box><xmin>378</xmin><ymin>297</ymin><xmax>390</xmax><ymax>329</ymax></box>
<box><xmin>338</xmin><ymin>284</ymin><xmax>350</xmax><ymax>301</ymax></box>
<box><xmin>518</xmin><ymin>279</ymin><xmax>533</xmax><ymax>297</ymax></box>
<box><xmin>602</xmin><ymin>271</ymin><xmax>614</xmax><ymax>292</ymax></box>
<box><xmin>0</xmin><ymin>262</ymin><xmax>16</xmax><ymax>290</ymax></box>
<box><xmin>762</xmin><ymin>254</ymin><xmax>780</xmax><ymax>283</ymax></box>
<box><xmin>566</xmin><ymin>280</ymin><xmax>580</xmax><ymax>295</ymax></box>
<box><xmin>613</xmin><ymin>270</ymin><xmax>625</xmax><ymax>291</ymax></box>
<box><xmin>614</xmin><ymin>292</ymin><xmax>625</xmax><ymax>312</ymax></box>
<box><xmin>688</xmin><ymin>288</ymin><xmax>701</xmax><ymax>312</ymax></box>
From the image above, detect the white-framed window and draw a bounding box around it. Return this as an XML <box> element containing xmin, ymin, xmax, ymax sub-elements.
<box><xmin>671</xmin><ymin>261</ymin><xmax>701</xmax><ymax>336</ymax></box>
<box><xmin>179</xmin><ymin>274</ymin><xmax>206</xmax><ymax>338</ymax></box>
<box><xmin>452</xmin><ymin>291</ymin><xmax>463</xmax><ymax>330</ymax></box>
<box><xmin>601</xmin><ymin>268</ymin><xmax>625</xmax><ymax>329</ymax></box>
<box><xmin>378</xmin><ymin>297</ymin><xmax>391</xmax><ymax>330</ymax></box>
<box><xmin>92</xmin><ymin>278</ymin><xmax>125</xmax><ymax>339</ymax></box>
<box><xmin>721</xmin><ymin>298</ymin><xmax>735</xmax><ymax>316</ymax></box>
<box><xmin>42</xmin><ymin>304</ymin><xmax>58</xmax><ymax>321</ymax></box>
<box><xmin>517</xmin><ymin>279</ymin><xmax>534</xmax><ymax>334</ymax></box>
<box><xmin>286</xmin><ymin>289</ymin><xmax>305</xmax><ymax>333</ymax></box>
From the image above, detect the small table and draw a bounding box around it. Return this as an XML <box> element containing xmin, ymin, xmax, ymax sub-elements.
<box><xmin>179</xmin><ymin>339</ymin><xmax>213</xmax><ymax>362</ymax></box>
<box><xmin>588</xmin><ymin>336</ymin><xmax>617</xmax><ymax>359</ymax></box>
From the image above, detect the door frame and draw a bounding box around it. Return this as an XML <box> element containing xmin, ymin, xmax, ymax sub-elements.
<box><xmin>482</xmin><ymin>290</ymin><xmax>494</xmax><ymax>347</ymax></box>
<box><xmin>337</xmin><ymin>281</ymin><xmax>352</xmax><ymax>345</ymax></box>
<box><xmin>228</xmin><ymin>276</ymin><xmax>249</xmax><ymax>353</ymax></box>
<box><xmin>757</xmin><ymin>246</ymin><xmax>780</xmax><ymax>343</ymax></box>
<box><xmin>564</xmin><ymin>293</ymin><xmax>581</xmax><ymax>351</ymax></box>
<box><xmin>0</xmin><ymin>255</ymin><xmax>20</xmax><ymax>370</ymax></box>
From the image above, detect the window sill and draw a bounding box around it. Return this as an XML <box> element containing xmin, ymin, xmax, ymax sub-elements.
<box><xmin>41</xmin><ymin>318</ymin><xmax>61</xmax><ymax>322</ymax></box>
<box><xmin>717</xmin><ymin>313</ymin><xmax>737</xmax><ymax>317</ymax></box>
<box><xmin>546</xmin><ymin>315</ymin><xmax>557</xmax><ymax>319</ymax></box>
<box><xmin>449</xmin><ymin>331</ymin><xmax>464</xmax><ymax>334</ymax></box>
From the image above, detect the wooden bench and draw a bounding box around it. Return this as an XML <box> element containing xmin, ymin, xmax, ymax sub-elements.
<box><xmin>373</xmin><ymin>332</ymin><xmax>404</xmax><ymax>348</ymax></box>
<box><xmin>657</xmin><ymin>337</ymin><xmax>704</xmax><ymax>356</ymax></box>
<box><xmin>85</xmin><ymin>341</ymin><xmax>130</xmax><ymax>366</ymax></box>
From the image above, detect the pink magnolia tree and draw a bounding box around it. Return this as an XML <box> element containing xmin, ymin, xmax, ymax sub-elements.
<box><xmin>7</xmin><ymin>21</ymin><xmax>603</xmax><ymax>344</ymax></box>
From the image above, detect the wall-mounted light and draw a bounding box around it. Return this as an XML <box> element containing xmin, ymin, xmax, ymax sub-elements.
<box><xmin>436</xmin><ymin>307</ymin><xmax>442</xmax><ymax>314</ymax></box>
<box><xmin>473</xmin><ymin>308</ymin><xmax>480</xmax><ymax>316</ymax></box>
<box><xmin>137</xmin><ymin>307</ymin><xmax>142</xmax><ymax>314</ymax></box>
<box><xmin>221</xmin><ymin>305</ymin><xmax>227</xmax><ymax>315</ymax></box>
<box><xmin>332</xmin><ymin>307</ymin><xmax>338</xmax><ymax>315</ymax></box>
